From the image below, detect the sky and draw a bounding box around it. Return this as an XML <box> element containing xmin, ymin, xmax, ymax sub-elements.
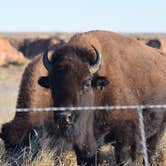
<box><xmin>0</xmin><ymin>0</ymin><xmax>166</xmax><ymax>33</ymax></box>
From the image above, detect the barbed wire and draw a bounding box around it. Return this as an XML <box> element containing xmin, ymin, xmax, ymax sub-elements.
<box><xmin>1</xmin><ymin>104</ymin><xmax>166</xmax><ymax>112</ymax></box>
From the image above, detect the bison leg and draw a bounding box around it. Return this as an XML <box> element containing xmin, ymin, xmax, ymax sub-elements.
<box><xmin>1</xmin><ymin>116</ymin><xmax>34</xmax><ymax>151</ymax></box>
<box><xmin>73</xmin><ymin>145</ymin><xmax>96</xmax><ymax>166</ymax></box>
<box><xmin>146</xmin><ymin>132</ymin><xmax>164</xmax><ymax>164</ymax></box>
<box><xmin>115</xmin><ymin>141</ymin><xmax>135</xmax><ymax>166</ymax></box>
<box><xmin>77</xmin><ymin>156</ymin><xmax>95</xmax><ymax>166</ymax></box>
<box><xmin>105</xmin><ymin>132</ymin><xmax>140</xmax><ymax>165</ymax></box>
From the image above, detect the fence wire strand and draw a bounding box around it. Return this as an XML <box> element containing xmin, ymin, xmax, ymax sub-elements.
<box><xmin>137</xmin><ymin>106</ymin><xmax>149</xmax><ymax>166</ymax></box>
<box><xmin>1</xmin><ymin>104</ymin><xmax>166</xmax><ymax>112</ymax></box>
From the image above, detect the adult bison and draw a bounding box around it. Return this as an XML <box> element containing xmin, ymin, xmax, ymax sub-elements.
<box><xmin>146</xmin><ymin>39</ymin><xmax>166</xmax><ymax>54</ymax></box>
<box><xmin>0</xmin><ymin>54</ymin><xmax>54</xmax><ymax>150</ymax></box>
<box><xmin>146</xmin><ymin>39</ymin><xmax>161</xmax><ymax>49</ymax></box>
<box><xmin>0</xmin><ymin>37</ymin><xmax>66</xmax><ymax>150</ymax></box>
<box><xmin>39</xmin><ymin>30</ymin><xmax>166</xmax><ymax>165</ymax></box>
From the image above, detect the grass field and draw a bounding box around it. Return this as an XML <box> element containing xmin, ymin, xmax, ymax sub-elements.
<box><xmin>0</xmin><ymin>132</ymin><xmax>165</xmax><ymax>165</ymax></box>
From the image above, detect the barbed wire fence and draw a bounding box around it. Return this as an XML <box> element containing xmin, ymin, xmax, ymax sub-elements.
<box><xmin>1</xmin><ymin>104</ymin><xmax>166</xmax><ymax>112</ymax></box>
<box><xmin>1</xmin><ymin>104</ymin><xmax>166</xmax><ymax>166</ymax></box>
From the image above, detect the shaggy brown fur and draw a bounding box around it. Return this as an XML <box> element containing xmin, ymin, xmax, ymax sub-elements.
<box><xmin>1</xmin><ymin>54</ymin><xmax>53</xmax><ymax>149</ymax></box>
<box><xmin>1</xmin><ymin>37</ymin><xmax>66</xmax><ymax>149</ymax></box>
<box><xmin>39</xmin><ymin>30</ymin><xmax>166</xmax><ymax>165</ymax></box>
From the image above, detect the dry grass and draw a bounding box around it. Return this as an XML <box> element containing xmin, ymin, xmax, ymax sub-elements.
<box><xmin>152</xmin><ymin>132</ymin><xmax>166</xmax><ymax>166</ymax></box>
<box><xmin>0</xmin><ymin>131</ymin><xmax>165</xmax><ymax>166</ymax></box>
<box><xmin>125</xmin><ymin>33</ymin><xmax>166</xmax><ymax>40</ymax></box>
<box><xmin>0</xmin><ymin>130</ymin><xmax>77</xmax><ymax>166</ymax></box>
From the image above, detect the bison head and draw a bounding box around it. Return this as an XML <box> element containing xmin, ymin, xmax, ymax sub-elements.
<box><xmin>38</xmin><ymin>45</ymin><xmax>109</xmax><ymax>158</ymax></box>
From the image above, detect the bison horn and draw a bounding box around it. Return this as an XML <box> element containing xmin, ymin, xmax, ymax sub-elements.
<box><xmin>42</xmin><ymin>49</ymin><xmax>52</xmax><ymax>72</ymax></box>
<box><xmin>89</xmin><ymin>45</ymin><xmax>102</xmax><ymax>74</ymax></box>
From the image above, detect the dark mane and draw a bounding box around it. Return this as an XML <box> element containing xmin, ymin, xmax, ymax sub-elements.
<box><xmin>51</xmin><ymin>44</ymin><xmax>96</xmax><ymax>66</ymax></box>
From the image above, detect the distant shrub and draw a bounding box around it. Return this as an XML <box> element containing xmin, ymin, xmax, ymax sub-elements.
<box><xmin>2</xmin><ymin>61</ymin><xmax>24</xmax><ymax>68</ymax></box>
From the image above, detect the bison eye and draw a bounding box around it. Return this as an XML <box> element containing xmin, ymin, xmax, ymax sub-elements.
<box><xmin>83</xmin><ymin>80</ymin><xmax>92</xmax><ymax>90</ymax></box>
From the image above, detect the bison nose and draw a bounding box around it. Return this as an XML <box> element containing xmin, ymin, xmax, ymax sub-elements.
<box><xmin>54</xmin><ymin>111</ymin><xmax>74</xmax><ymax>125</ymax></box>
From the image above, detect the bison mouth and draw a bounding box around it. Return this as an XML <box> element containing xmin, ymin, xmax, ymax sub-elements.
<box><xmin>54</xmin><ymin>111</ymin><xmax>76</xmax><ymax>138</ymax></box>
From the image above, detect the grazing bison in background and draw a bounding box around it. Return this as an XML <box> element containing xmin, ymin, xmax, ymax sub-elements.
<box><xmin>0</xmin><ymin>53</ymin><xmax>54</xmax><ymax>150</ymax></box>
<box><xmin>146</xmin><ymin>39</ymin><xmax>161</xmax><ymax>49</ymax></box>
<box><xmin>0</xmin><ymin>38</ymin><xmax>66</xmax><ymax>151</ymax></box>
<box><xmin>18</xmin><ymin>38</ymin><xmax>65</xmax><ymax>58</ymax></box>
<box><xmin>39</xmin><ymin>30</ymin><xmax>166</xmax><ymax>165</ymax></box>
<box><xmin>146</xmin><ymin>39</ymin><xmax>166</xmax><ymax>54</ymax></box>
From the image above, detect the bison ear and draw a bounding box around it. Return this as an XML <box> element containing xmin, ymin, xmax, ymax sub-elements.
<box><xmin>92</xmin><ymin>76</ymin><xmax>109</xmax><ymax>90</ymax></box>
<box><xmin>38</xmin><ymin>76</ymin><xmax>50</xmax><ymax>89</ymax></box>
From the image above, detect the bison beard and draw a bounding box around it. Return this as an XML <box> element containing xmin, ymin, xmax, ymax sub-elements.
<box><xmin>55</xmin><ymin>110</ymin><xmax>97</xmax><ymax>165</ymax></box>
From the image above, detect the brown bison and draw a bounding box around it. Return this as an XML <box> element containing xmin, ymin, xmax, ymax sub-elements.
<box><xmin>18</xmin><ymin>38</ymin><xmax>64</xmax><ymax>58</ymax></box>
<box><xmin>38</xmin><ymin>30</ymin><xmax>166</xmax><ymax>165</ymax></box>
<box><xmin>146</xmin><ymin>39</ymin><xmax>161</xmax><ymax>49</ymax></box>
<box><xmin>0</xmin><ymin>54</ymin><xmax>53</xmax><ymax>150</ymax></box>
<box><xmin>146</xmin><ymin>39</ymin><xmax>166</xmax><ymax>54</ymax></box>
<box><xmin>0</xmin><ymin>38</ymin><xmax>66</xmax><ymax>150</ymax></box>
